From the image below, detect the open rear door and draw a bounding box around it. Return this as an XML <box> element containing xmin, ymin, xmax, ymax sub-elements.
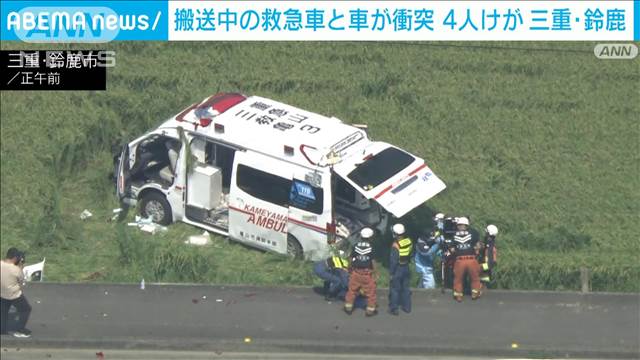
<box><xmin>332</xmin><ymin>143</ymin><xmax>446</xmax><ymax>218</ymax></box>
<box><xmin>115</xmin><ymin>144</ymin><xmax>131</xmax><ymax>201</ymax></box>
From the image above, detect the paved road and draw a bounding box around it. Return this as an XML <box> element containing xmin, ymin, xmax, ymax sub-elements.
<box><xmin>0</xmin><ymin>283</ymin><xmax>638</xmax><ymax>359</ymax></box>
<box><xmin>0</xmin><ymin>348</ymin><xmax>519</xmax><ymax>360</ymax></box>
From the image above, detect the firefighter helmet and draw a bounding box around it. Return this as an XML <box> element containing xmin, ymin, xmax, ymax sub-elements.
<box><xmin>360</xmin><ymin>227</ymin><xmax>374</xmax><ymax>239</ymax></box>
<box><xmin>486</xmin><ymin>224</ymin><xmax>498</xmax><ymax>236</ymax></box>
<box><xmin>457</xmin><ymin>217</ymin><xmax>470</xmax><ymax>226</ymax></box>
<box><xmin>392</xmin><ymin>223</ymin><xmax>405</xmax><ymax>236</ymax></box>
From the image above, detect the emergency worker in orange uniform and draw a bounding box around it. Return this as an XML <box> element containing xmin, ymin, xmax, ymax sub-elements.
<box><xmin>344</xmin><ymin>228</ymin><xmax>378</xmax><ymax>317</ymax></box>
<box><xmin>449</xmin><ymin>217</ymin><xmax>482</xmax><ymax>302</ymax></box>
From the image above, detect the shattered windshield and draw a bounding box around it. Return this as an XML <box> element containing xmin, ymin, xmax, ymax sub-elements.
<box><xmin>347</xmin><ymin>147</ymin><xmax>415</xmax><ymax>191</ymax></box>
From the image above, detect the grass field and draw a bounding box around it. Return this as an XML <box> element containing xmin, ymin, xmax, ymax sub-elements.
<box><xmin>1</xmin><ymin>42</ymin><xmax>638</xmax><ymax>292</ymax></box>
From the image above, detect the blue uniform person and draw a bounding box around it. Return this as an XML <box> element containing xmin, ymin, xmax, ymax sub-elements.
<box><xmin>388</xmin><ymin>224</ymin><xmax>413</xmax><ymax>315</ymax></box>
<box><xmin>313</xmin><ymin>253</ymin><xmax>350</xmax><ymax>301</ymax></box>
<box><xmin>415</xmin><ymin>237</ymin><xmax>441</xmax><ymax>289</ymax></box>
<box><xmin>415</xmin><ymin>213</ymin><xmax>445</xmax><ymax>289</ymax></box>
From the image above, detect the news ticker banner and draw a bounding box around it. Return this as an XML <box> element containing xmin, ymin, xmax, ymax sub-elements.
<box><xmin>1</xmin><ymin>1</ymin><xmax>639</xmax><ymax>42</ymax></box>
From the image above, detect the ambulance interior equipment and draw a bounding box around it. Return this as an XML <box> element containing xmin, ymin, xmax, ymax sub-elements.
<box><xmin>128</xmin><ymin>135</ymin><xmax>182</xmax><ymax>187</ymax></box>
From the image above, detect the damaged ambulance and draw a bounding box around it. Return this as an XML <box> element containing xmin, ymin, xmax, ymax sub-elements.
<box><xmin>115</xmin><ymin>93</ymin><xmax>446</xmax><ymax>260</ymax></box>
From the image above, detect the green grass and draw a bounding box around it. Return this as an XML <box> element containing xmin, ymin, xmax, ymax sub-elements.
<box><xmin>1</xmin><ymin>42</ymin><xmax>638</xmax><ymax>292</ymax></box>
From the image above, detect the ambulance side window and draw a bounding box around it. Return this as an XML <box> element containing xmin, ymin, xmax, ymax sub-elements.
<box><xmin>335</xmin><ymin>176</ymin><xmax>356</xmax><ymax>203</ymax></box>
<box><xmin>289</xmin><ymin>179</ymin><xmax>324</xmax><ymax>215</ymax></box>
<box><xmin>236</xmin><ymin>164</ymin><xmax>291</xmax><ymax>208</ymax></box>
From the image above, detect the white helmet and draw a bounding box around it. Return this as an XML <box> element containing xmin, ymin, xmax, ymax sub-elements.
<box><xmin>392</xmin><ymin>223</ymin><xmax>405</xmax><ymax>236</ymax></box>
<box><xmin>434</xmin><ymin>213</ymin><xmax>445</xmax><ymax>221</ymax></box>
<box><xmin>457</xmin><ymin>217</ymin><xmax>470</xmax><ymax>226</ymax></box>
<box><xmin>360</xmin><ymin>227</ymin><xmax>374</xmax><ymax>239</ymax></box>
<box><xmin>486</xmin><ymin>224</ymin><xmax>498</xmax><ymax>236</ymax></box>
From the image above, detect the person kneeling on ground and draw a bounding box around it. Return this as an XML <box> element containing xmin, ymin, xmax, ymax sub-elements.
<box><xmin>313</xmin><ymin>252</ymin><xmax>350</xmax><ymax>301</ymax></box>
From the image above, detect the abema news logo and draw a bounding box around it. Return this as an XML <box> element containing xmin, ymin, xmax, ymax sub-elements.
<box><xmin>2</xmin><ymin>2</ymin><xmax>168</xmax><ymax>42</ymax></box>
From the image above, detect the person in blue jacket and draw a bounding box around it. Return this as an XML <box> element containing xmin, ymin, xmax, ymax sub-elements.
<box><xmin>415</xmin><ymin>213</ymin><xmax>445</xmax><ymax>289</ymax></box>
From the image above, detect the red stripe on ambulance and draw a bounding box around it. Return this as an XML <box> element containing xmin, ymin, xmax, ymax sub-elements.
<box><xmin>373</xmin><ymin>163</ymin><xmax>428</xmax><ymax>199</ymax></box>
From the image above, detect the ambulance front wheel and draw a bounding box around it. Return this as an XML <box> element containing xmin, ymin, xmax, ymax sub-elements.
<box><xmin>139</xmin><ymin>192</ymin><xmax>173</xmax><ymax>225</ymax></box>
<box><xmin>287</xmin><ymin>234</ymin><xmax>303</xmax><ymax>260</ymax></box>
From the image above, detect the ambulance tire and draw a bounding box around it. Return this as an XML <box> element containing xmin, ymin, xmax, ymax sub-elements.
<box><xmin>139</xmin><ymin>192</ymin><xmax>173</xmax><ymax>225</ymax></box>
<box><xmin>287</xmin><ymin>234</ymin><xmax>303</xmax><ymax>260</ymax></box>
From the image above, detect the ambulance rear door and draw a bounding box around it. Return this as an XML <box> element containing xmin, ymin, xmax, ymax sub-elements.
<box><xmin>332</xmin><ymin>142</ymin><xmax>446</xmax><ymax>218</ymax></box>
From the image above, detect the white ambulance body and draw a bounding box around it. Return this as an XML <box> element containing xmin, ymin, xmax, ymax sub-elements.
<box><xmin>115</xmin><ymin>93</ymin><xmax>446</xmax><ymax>260</ymax></box>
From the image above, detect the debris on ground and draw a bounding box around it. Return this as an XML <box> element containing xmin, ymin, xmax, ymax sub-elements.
<box><xmin>127</xmin><ymin>216</ymin><xmax>167</xmax><ymax>234</ymax></box>
<box><xmin>110</xmin><ymin>208</ymin><xmax>123</xmax><ymax>221</ymax></box>
<box><xmin>82</xmin><ymin>271</ymin><xmax>103</xmax><ymax>281</ymax></box>
<box><xmin>140</xmin><ymin>223</ymin><xmax>166</xmax><ymax>234</ymax></box>
<box><xmin>127</xmin><ymin>215</ymin><xmax>151</xmax><ymax>227</ymax></box>
<box><xmin>80</xmin><ymin>209</ymin><xmax>93</xmax><ymax>220</ymax></box>
<box><xmin>185</xmin><ymin>231</ymin><xmax>211</xmax><ymax>246</ymax></box>
<box><xmin>22</xmin><ymin>259</ymin><xmax>45</xmax><ymax>282</ymax></box>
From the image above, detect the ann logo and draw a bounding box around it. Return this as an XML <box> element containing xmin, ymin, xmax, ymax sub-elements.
<box><xmin>594</xmin><ymin>44</ymin><xmax>638</xmax><ymax>59</ymax></box>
